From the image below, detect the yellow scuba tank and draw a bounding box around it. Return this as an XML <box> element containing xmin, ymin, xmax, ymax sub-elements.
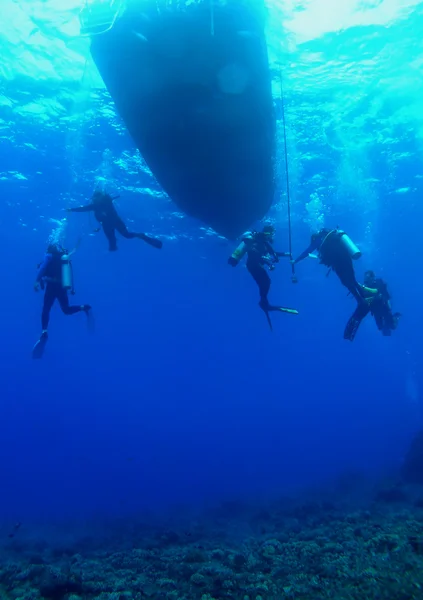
<box><xmin>230</xmin><ymin>241</ymin><xmax>247</xmax><ymax>265</ymax></box>
<box><xmin>337</xmin><ymin>230</ymin><xmax>362</xmax><ymax>260</ymax></box>
<box><xmin>61</xmin><ymin>254</ymin><xmax>73</xmax><ymax>290</ymax></box>
<box><xmin>228</xmin><ymin>232</ymin><xmax>253</xmax><ymax>266</ymax></box>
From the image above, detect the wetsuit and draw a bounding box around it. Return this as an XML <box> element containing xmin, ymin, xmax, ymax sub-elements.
<box><xmin>344</xmin><ymin>278</ymin><xmax>400</xmax><ymax>341</ymax></box>
<box><xmin>36</xmin><ymin>253</ymin><xmax>88</xmax><ymax>331</ymax></box>
<box><xmin>368</xmin><ymin>278</ymin><xmax>400</xmax><ymax>335</ymax></box>
<box><xmin>69</xmin><ymin>196</ymin><xmax>162</xmax><ymax>252</ymax></box>
<box><xmin>295</xmin><ymin>229</ymin><xmax>364</xmax><ymax>303</ymax></box>
<box><xmin>230</xmin><ymin>232</ymin><xmax>288</xmax><ymax>308</ymax></box>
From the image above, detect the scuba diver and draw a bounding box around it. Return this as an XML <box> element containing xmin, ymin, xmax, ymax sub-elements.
<box><xmin>228</xmin><ymin>225</ymin><xmax>298</xmax><ymax>330</ymax></box>
<box><xmin>293</xmin><ymin>228</ymin><xmax>366</xmax><ymax>304</ymax></box>
<box><xmin>344</xmin><ymin>270</ymin><xmax>401</xmax><ymax>341</ymax></box>
<box><xmin>32</xmin><ymin>243</ymin><xmax>92</xmax><ymax>359</ymax></box>
<box><xmin>67</xmin><ymin>191</ymin><xmax>163</xmax><ymax>252</ymax></box>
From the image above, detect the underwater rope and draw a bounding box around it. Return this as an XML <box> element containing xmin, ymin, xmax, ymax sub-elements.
<box><xmin>279</xmin><ymin>70</ymin><xmax>296</xmax><ymax>283</ymax></box>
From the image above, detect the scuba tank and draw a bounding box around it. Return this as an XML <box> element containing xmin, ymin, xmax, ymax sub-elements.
<box><xmin>228</xmin><ymin>232</ymin><xmax>253</xmax><ymax>266</ymax></box>
<box><xmin>337</xmin><ymin>230</ymin><xmax>362</xmax><ymax>260</ymax></box>
<box><xmin>61</xmin><ymin>254</ymin><xmax>74</xmax><ymax>290</ymax></box>
<box><xmin>229</xmin><ymin>241</ymin><xmax>247</xmax><ymax>265</ymax></box>
<box><xmin>319</xmin><ymin>229</ymin><xmax>362</xmax><ymax>260</ymax></box>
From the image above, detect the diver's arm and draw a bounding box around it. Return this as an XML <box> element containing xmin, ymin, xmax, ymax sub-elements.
<box><xmin>35</xmin><ymin>254</ymin><xmax>52</xmax><ymax>282</ymax></box>
<box><xmin>34</xmin><ymin>253</ymin><xmax>52</xmax><ymax>289</ymax></box>
<box><xmin>67</xmin><ymin>203</ymin><xmax>95</xmax><ymax>213</ymax></box>
<box><xmin>264</xmin><ymin>241</ymin><xmax>290</xmax><ymax>260</ymax></box>
<box><xmin>66</xmin><ymin>237</ymin><xmax>82</xmax><ymax>258</ymax></box>
<box><xmin>360</xmin><ymin>285</ymin><xmax>378</xmax><ymax>297</ymax></box>
<box><xmin>293</xmin><ymin>243</ymin><xmax>316</xmax><ymax>264</ymax></box>
<box><xmin>263</xmin><ymin>241</ymin><xmax>279</xmax><ymax>260</ymax></box>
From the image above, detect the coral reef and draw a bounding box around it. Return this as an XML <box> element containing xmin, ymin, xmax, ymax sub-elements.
<box><xmin>2</xmin><ymin>482</ymin><xmax>423</xmax><ymax>600</ymax></box>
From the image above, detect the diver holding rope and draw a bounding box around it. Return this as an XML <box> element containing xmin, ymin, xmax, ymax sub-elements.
<box><xmin>228</xmin><ymin>225</ymin><xmax>298</xmax><ymax>330</ymax></box>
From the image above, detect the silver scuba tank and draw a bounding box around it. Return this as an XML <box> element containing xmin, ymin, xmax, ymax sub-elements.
<box><xmin>61</xmin><ymin>255</ymin><xmax>73</xmax><ymax>290</ymax></box>
<box><xmin>338</xmin><ymin>230</ymin><xmax>362</xmax><ymax>260</ymax></box>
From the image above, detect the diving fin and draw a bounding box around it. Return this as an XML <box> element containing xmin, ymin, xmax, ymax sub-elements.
<box><xmin>32</xmin><ymin>332</ymin><xmax>48</xmax><ymax>359</ymax></box>
<box><xmin>139</xmin><ymin>233</ymin><xmax>162</xmax><ymax>249</ymax></box>
<box><xmin>262</xmin><ymin>307</ymin><xmax>299</xmax><ymax>329</ymax></box>
<box><xmin>259</xmin><ymin>301</ymin><xmax>298</xmax><ymax>330</ymax></box>
<box><xmin>344</xmin><ymin>317</ymin><xmax>361</xmax><ymax>342</ymax></box>
<box><xmin>270</xmin><ymin>306</ymin><xmax>299</xmax><ymax>315</ymax></box>
<box><xmin>86</xmin><ymin>309</ymin><xmax>95</xmax><ymax>334</ymax></box>
<box><xmin>264</xmin><ymin>310</ymin><xmax>273</xmax><ymax>331</ymax></box>
<box><xmin>258</xmin><ymin>301</ymin><xmax>273</xmax><ymax>330</ymax></box>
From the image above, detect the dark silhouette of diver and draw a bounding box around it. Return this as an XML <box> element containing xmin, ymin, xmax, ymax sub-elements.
<box><xmin>67</xmin><ymin>191</ymin><xmax>163</xmax><ymax>252</ymax></box>
<box><xmin>293</xmin><ymin>228</ymin><xmax>366</xmax><ymax>304</ymax></box>
<box><xmin>32</xmin><ymin>243</ymin><xmax>91</xmax><ymax>359</ymax></box>
<box><xmin>228</xmin><ymin>225</ymin><xmax>298</xmax><ymax>329</ymax></box>
<box><xmin>344</xmin><ymin>270</ymin><xmax>401</xmax><ymax>341</ymax></box>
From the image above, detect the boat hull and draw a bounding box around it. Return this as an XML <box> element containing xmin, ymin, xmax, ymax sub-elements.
<box><xmin>90</xmin><ymin>1</ymin><xmax>275</xmax><ymax>239</ymax></box>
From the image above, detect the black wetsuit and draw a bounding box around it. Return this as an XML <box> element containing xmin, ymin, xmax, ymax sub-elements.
<box><xmin>240</xmin><ymin>232</ymin><xmax>287</xmax><ymax>307</ymax></box>
<box><xmin>368</xmin><ymin>278</ymin><xmax>399</xmax><ymax>335</ymax></box>
<box><xmin>36</xmin><ymin>253</ymin><xmax>86</xmax><ymax>330</ymax></box>
<box><xmin>295</xmin><ymin>229</ymin><xmax>364</xmax><ymax>303</ymax></box>
<box><xmin>344</xmin><ymin>278</ymin><xmax>400</xmax><ymax>341</ymax></box>
<box><xmin>70</xmin><ymin>198</ymin><xmax>147</xmax><ymax>251</ymax></box>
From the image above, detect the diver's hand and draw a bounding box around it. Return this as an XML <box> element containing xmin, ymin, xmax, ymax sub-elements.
<box><xmin>228</xmin><ymin>257</ymin><xmax>237</xmax><ymax>267</ymax></box>
<box><xmin>33</xmin><ymin>282</ymin><xmax>40</xmax><ymax>292</ymax></box>
<box><xmin>290</xmin><ymin>259</ymin><xmax>296</xmax><ymax>265</ymax></box>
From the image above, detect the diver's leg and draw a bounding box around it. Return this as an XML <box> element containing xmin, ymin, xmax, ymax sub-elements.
<box><xmin>344</xmin><ymin>303</ymin><xmax>370</xmax><ymax>341</ymax></box>
<box><xmin>102</xmin><ymin>222</ymin><xmax>118</xmax><ymax>251</ymax></box>
<box><xmin>370</xmin><ymin>297</ymin><xmax>391</xmax><ymax>333</ymax></box>
<box><xmin>114</xmin><ymin>218</ymin><xmax>163</xmax><ymax>249</ymax></box>
<box><xmin>377</xmin><ymin>304</ymin><xmax>395</xmax><ymax>335</ymax></box>
<box><xmin>334</xmin><ymin>259</ymin><xmax>364</xmax><ymax>302</ymax></box>
<box><xmin>247</xmin><ymin>261</ymin><xmax>271</xmax><ymax>306</ymax></box>
<box><xmin>57</xmin><ymin>289</ymin><xmax>90</xmax><ymax>316</ymax></box>
<box><xmin>373</xmin><ymin>312</ymin><xmax>384</xmax><ymax>331</ymax></box>
<box><xmin>33</xmin><ymin>283</ymin><xmax>58</xmax><ymax>357</ymax></box>
<box><xmin>384</xmin><ymin>309</ymin><xmax>396</xmax><ymax>331</ymax></box>
<box><xmin>114</xmin><ymin>217</ymin><xmax>136</xmax><ymax>239</ymax></box>
<box><xmin>33</xmin><ymin>288</ymin><xmax>53</xmax><ymax>358</ymax></box>
<box><xmin>41</xmin><ymin>284</ymin><xmax>57</xmax><ymax>333</ymax></box>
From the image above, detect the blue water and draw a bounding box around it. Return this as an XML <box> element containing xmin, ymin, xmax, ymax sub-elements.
<box><xmin>0</xmin><ymin>0</ymin><xmax>422</xmax><ymax>532</ymax></box>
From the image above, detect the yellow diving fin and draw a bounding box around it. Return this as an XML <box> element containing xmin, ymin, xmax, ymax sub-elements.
<box><xmin>260</xmin><ymin>303</ymin><xmax>299</xmax><ymax>331</ymax></box>
<box><xmin>275</xmin><ymin>307</ymin><xmax>299</xmax><ymax>315</ymax></box>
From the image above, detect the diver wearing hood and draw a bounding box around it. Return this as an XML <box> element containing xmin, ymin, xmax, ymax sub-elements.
<box><xmin>344</xmin><ymin>270</ymin><xmax>401</xmax><ymax>341</ymax></box>
<box><xmin>228</xmin><ymin>225</ymin><xmax>298</xmax><ymax>329</ymax></box>
<box><xmin>32</xmin><ymin>243</ymin><xmax>91</xmax><ymax>358</ymax></box>
<box><xmin>293</xmin><ymin>228</ymin><xmax>365</xmax><ymax>304</ymax></box>
<box><xmin>67</xmin><ymin>191</ymin><xmax>163</xmax><ymax>252</ymax></box>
